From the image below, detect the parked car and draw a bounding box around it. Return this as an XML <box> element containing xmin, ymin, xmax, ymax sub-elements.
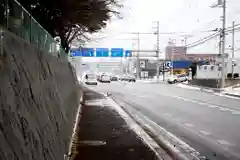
<box><xmin>85</xmin><ymin>73</ymin><xmax>98</xmax><ymax>85</ymax></box>
<box><xmin>127</xmin><ymin>75</ymin><xmax>136</xmax><ymax>82</ymax></box>
<box><xmin>99</xmin><ymin>74</ymin><xmax>111</xmax><ymax>83</ymax></box>
<box><xmin>168</xmin><ymin>74</ymin><xmax>188</xmax><ymax>84</ymax></box>
<box><xmin>111</xmin><ymin>75</ymin><xmax>118</xmax><ymax>81</ymax></box>
<box><xmin>121</xmin><ymin>75</ymin><xmax>136</xmax><ymax>82</ymax></box>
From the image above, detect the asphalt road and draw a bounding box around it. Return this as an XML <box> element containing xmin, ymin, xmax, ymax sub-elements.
<box><xmin>88</xmin><ymin>81</ymin><xmax>240</xmax><ymax>160</ymax></box>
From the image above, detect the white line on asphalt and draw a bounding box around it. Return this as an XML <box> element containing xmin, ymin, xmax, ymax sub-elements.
<box><xmin>214</xmin><ymin>93</ymin><xmax>240</xmax><ymax>100</ymax></box>
<box><xmin>199</xmin><ymin>130</ymin><xmax>211</xmax><ymax>136</ymax></box>
<box><xmin>170</xmin><ymin>95</ymin><xmax>240</xmax><ymax>115</ymax></box>
<box><xmin>219</xmin><ymin>107</ymin><xmax>231</xmax><ymax>112</ymax></box>
<box><xmin>139</xmin><ymin>95</ymin><xmax>149</xmax><ymax>98</ymax></box>
<box><xmin>164</xmin><ymin>113</ymin><xmax>172</xmax><ymax>117</ymax></box>
<box><xmin>207</xmin><ymin>105</ymin><xmax>219</xmax><ymax>108</ymax></box>
<box><xmin>217</xmin><ymin>140</ymin><xmax>234</xmax><ymax>146</ymax></box>
<box><xmin>184</xmin><ymin>123</ymin><xmax>194</xmax><ymax>127</ymax></box>
<box><xmin>85</xmin><ymin>99</ymin><xmax>104</xmax><ymax>106</ymax></box>
<box><xmin>231</xmin><ymin>111</ymin><xmax>240</xmax><ymax>115</ymax></box>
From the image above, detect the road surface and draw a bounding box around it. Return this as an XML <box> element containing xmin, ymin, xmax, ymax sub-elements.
<box><xmin>88</xmin><ymin>81</ymin><xmax>240</xmax><ymax>160</ymax></box>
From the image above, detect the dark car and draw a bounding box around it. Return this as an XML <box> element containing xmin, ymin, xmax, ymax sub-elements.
<box><xmin>111</xmin><ymin>76</ymin><xmax>118</xmax><ymax>81</ymax></box>
<box><xmin>125</xmin><ymin>75</ymin><xmax>136</xmax><ymax>82</ymax></box>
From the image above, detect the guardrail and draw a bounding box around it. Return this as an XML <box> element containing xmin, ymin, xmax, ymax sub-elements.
<box><xmin>0</xmin><ymin>0</ymin><xmax>67</xmax><ymax>58</ymax></box>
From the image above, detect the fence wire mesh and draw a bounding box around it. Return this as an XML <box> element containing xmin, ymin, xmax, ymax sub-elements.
<box><xmin>0</xmin><ymin>0</ymin><xmax>67</xmax><ymax>59</ymax></box>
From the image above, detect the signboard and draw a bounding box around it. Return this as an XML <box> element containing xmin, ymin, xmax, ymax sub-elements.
<box><xmin>81</xmin><ymin>48</ymin><xmax>94</xmax><ymax>57</ymax></box>
<box><xmin>164</xmin><ymin>61</ymin><xmax>172</xmax><ymax>68</ymax></box>
<box><xmin>96</xmin><ymin>48</ymin><xmax>109</xmax><ymax>57</ymax></box>
<box><xmin>111</xmin><ymin>48</ymin><xmax>124</xmax><ymax>57</ymax></box>
<box><xmin>71</xmin><ymin>49</ymin><xmax>81</xmax><ymax>56</ymax></box>
<box><xmin>140</xmin><ymin>61</ymin><xmax>145</xmax><ymax>68</ymax></box>
<box><xmin>72</xmin><ymin>48</ymin><xmax>94</xmax><ymax>57</ymax></box>
<box><xmin>125</xmin><ymin>50</ymin><xmax>132</xmax><ymax>57</ymax></box>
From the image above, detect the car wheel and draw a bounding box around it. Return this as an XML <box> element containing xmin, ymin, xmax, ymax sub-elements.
<box><xmin>173</xmin><ymin>80</ymin><xmax>177</xmax><ymax>83</ymax></box>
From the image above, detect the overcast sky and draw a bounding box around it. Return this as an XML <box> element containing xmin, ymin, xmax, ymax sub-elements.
<box><xmin>85</xmin><ymin>0</ymin><xmax>240</xmax><ymax>57</ymax></box>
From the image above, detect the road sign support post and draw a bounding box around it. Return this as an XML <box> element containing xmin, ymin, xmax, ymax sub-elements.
<box><xmin>156</xmin><ymin>21</ymin><xmax>160</xmax><ymax>83</ymax></box>
<box><xmin>136</xmin><ymin>32</ymin><xmax>140</xmax><ymax>79</ymax></box>
<box><xmin>231</xmin><ymin>21</ymin><xmax>235</xmax><ymax>78</ymax></box>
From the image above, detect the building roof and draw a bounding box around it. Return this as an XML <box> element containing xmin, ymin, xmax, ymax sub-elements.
<box><xmin>165</xmin><ymin>53</ymin><xmax>218</xmax><ymax>61</ymax></box>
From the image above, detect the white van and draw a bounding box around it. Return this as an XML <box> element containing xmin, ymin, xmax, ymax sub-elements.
<box><xmin>99</xmin><ymin>74</ymin><xmax>111</xmax><ymax>83</ymax></box>
<box><xmin>85</xmin><ymin>73</ymin><xmax>98</xmax><ymax>85</ymax></box>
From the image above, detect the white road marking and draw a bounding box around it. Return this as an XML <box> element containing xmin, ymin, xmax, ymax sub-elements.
<box><xmin>232</xmin><ymin>111</ymin><xmax>240</xmax><ymax>115</ymax></box>
<box><xmin>208</xmin><ymin>105</ymin><xmax>219</xmax><ymax>108</ymax></box>
<box><xmin>214</xmin><ymin>93</ymin><xmax>240</xmax><ymax>100</ymax></box>
<box><xmin>199</xmin><ymin>130</ymin><xmax>211</xmax><ymax>136</ymax></box>
<box><xmin>139</xmin><ymin>95</ymin><xmax>149</xmax><ymax>98</ymax></box>
<box><xmin>185</xmin><ymin>123</ymin><xmax>194</xmax><ymax>127</ymax></box>
<box><xmin>85</xmin><ymin>99</ymin><xmax>104</xmax><ymax>106</ymax></box>
<box><xmin>219</xmin><ymin>107</ymin><xmax>231</xmax><ymax>112</ymax></box>
<box><xmin>164</xmin><ymin>113</ymin><xmax>172</xmax><ymax>117</ymax></box>
<box><xmin>217</xmin><ymin>140</ymin><xmax>234</xmax><ymax>146</ymax></box>
<box><xmin>170</xmin><ymin>95</ymin><xmax>240</xmax><ymax>115</ymax></box>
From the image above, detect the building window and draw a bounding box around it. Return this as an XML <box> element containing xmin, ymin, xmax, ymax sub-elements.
<box><xmin>204</xmin><ymin>66</ymin><xmax>208</xmax><ymax>70</ymax></box>
<box><xmin>218</xmin><ymin>66</ymin><xmax>222</xmax><ymax>71</ymax></box>
<box><xmin>210</xmin><ymin>66</ymin><xmax>214</xmax><ymax>70</ymax></box>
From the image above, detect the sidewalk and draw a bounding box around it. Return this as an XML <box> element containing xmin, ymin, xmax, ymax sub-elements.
<box><xmin>73</xmin><ymin>89</ymin><xmax>160</xmax><ymax>160</ymax></box>
<box><xmin>176</xmin><ymin>82</ymin><xmax>240</xmax><ymax>98</ymax></box>
<box><xmin>222</xmin><ymin>87</ymin><xmax>240</xmax><ymax>98</ymax></box>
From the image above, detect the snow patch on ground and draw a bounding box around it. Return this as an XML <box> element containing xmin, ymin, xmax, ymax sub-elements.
<box><xmin>176</xmin><ymin>83</ymin><xmax>201</xmax><ymax>90</ymax></box>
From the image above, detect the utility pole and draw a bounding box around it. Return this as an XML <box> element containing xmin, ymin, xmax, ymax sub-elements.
<box><xmin>156</xmin><ymin>21</ymin><xmax>160</xmax><ymax>83</ymax></box>
<box><xmin>220</xmin><ymin>0</ymin><xmax>226</xmax><ymax>89</ymax></box>
<box><xmin>231</xmin><ymin>21</ymin><xmax>235</xmax><ymax>78</ymax></box>
<box><xmin>136</xmin><ymin>32</ymin><xmax>140</xmax><ymax>79</ymax></box>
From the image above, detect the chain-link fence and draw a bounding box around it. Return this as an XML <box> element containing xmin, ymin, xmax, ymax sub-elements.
<box><xmin>0</xmin><ymin>0</ymin><xmax>67</xmax><ymax>59</ymax></box>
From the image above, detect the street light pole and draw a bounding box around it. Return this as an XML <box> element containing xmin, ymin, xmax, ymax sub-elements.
<box><xmin>231</xmin><ymin>21</ymin><xmax>235</xmax><ymax>78</ymax></box>
<box><xmin>156</xmin><ymin>21</ymin><xmax>160</xmax><ymax>83</ymax></box>
<box><xmin>220</xmin><ymin>0</ymin><xmax>226</xmax><ymax>89</ymax></box>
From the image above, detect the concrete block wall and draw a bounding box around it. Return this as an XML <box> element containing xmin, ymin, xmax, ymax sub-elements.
<box><xmin>0</xmin><ymin>30</ymin><xmax>81</xmax><ymax>160</ymax></box>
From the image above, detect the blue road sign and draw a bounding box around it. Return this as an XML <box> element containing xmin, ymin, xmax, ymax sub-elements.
<box><xmin>125</xmin><ymin>50</ymin><xmax>132</xmax><ymax>57</ymax></box>
<box><xmin>111</xmin><ymin>48</ymin><xmax>124</xmax><ymax>57</ymax></box>
<box><xmin>81</xmin><ymin>48</ymin><xmax>94</xmax><ymax>57</ymax></box>
<box><xmin>71</xmin><ymin>48</ymin><xmax>82</xmax><ymax>56</ymax></box>
<box><xmin>164</xmin><ymin>61</ymin><xmax>172</xmax><ymax>68</ymax></box>
<box><xmin>96</xmin><ymin>48</ymin><xmax>109</xmax><ymax>57</ymax></box>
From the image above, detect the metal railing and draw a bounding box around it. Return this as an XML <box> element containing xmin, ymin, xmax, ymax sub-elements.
<box><xmin>0</xmin><ymin>0</ymin><xmax>67</xmax><ymax>59</ymax></box>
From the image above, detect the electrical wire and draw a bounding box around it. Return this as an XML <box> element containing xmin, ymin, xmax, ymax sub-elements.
<box><xmin>187</xmin><ymin>27</ymin><xmax>240</xmax><ymax>48</ymax></box>
<box><xmin>186</xmin><ymin>24</ymin><xmax>240</xmax><ymax>48</ymax></box>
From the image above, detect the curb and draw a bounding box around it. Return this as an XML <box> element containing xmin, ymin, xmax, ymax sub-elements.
<box><xmin>178</xmin><ymin>83</ymin><xmax>222</xmax><ymax>93</ymax></box>
<box><xmin>65</xmin><ymin>90</ymin><xmax>84</xmax><ymax>160</ymax></box>
<box><xmin>111</xmin><ymin>97</ymin><xmax>202</xmax><ymax>160</ymax></box>
<box><xmin>105</xmin><ymin>97</ymin><xmax>167</xmax><ymax>160</ymax></box>
<box><xmin>224</xmin><ymin>93</ymin><xmax>240</xmax><ymax>98</ymax></box>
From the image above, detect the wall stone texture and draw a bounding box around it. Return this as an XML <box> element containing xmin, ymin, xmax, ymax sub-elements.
<box><xmin>0</xmin><ymin>30</ymin><xmax>81</xmax><ymax>160</ymax></box>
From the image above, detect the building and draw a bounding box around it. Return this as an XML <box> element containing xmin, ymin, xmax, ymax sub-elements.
<box><xmin>196</xmin><ymin>58</ymin><xmax>240</xmax><ymax>79</ymax></box>
<box><xmin>165</xmin><ymin>45</ymin><xmax>218</xmax><ymax>62</ymax></box>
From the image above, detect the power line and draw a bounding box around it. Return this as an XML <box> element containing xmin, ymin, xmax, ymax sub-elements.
<box><xmin>186</xmin><ymin>24</ymin><xmax>240</xmax><ymax>48</ymax></box>
<box><xmin>122</xmin><ymin>29</ymin><xmax>219</xmax><ymax>35</ymax></box>
<box><xmin>187</xmin><ymin>27</ymin><xmax>240</xmax><ymax>48</ymax></box>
